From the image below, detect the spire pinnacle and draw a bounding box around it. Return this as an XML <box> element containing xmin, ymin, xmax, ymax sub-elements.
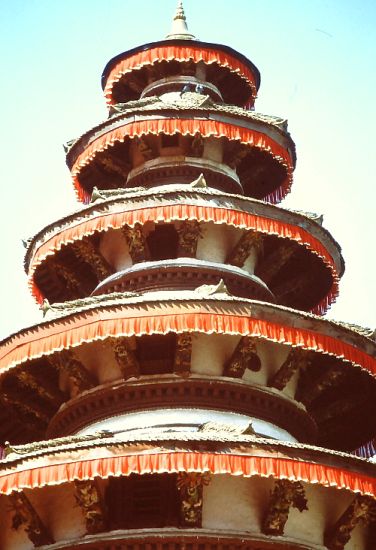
<box><xmin>166</xmin><ymin>1</ymin><xmax>196</xmax><ymax>41</ymax></box>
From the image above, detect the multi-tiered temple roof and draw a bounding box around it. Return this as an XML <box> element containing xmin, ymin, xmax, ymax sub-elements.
<box><xmin>0</xmin><ymin>3</ymin><xmax>375</xmax><ymax>550</ymax></box>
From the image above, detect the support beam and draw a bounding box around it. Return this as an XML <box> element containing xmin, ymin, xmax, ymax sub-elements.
<box><xmin>324</xmin><ymin>495</ymin><xmax>376</xmax><ymax>550</ymax></box>
<box><xmin>97</xmin><ymin>154</ymin><xmax>130</xmax><ymax>180</ymax></box>
<box><xmin>224</xmin><ymin>143</ymin><xmax>249</xmax><ymax>169</ymax></box>
<box><xmin>16</xmin><ymin>369</ymin><xmax>64</xmax><ymax>405</ymax></box>
<box><xmin>74</xmin><ymin>480</ymin><xmax>106</xmax><ymax>535</ymax></box>
<box><xmin>72</xmin><ymin>237</ymin><xmax>113</xmax><ymax>281</ymax></box>
<box><xmin>9</xmin><ymin>491</ymin><xmax>54</xmax><ymax>547</ymax></box>
<box><xmin>177</xmin><ymin>220</ymin><xmax>201</xmax><ymax>257</ymax></box>
<box><xmin>1</xmin><ymin>394</ymin><xmax>50</xmax><ymax>426</ymax></box>
<box><xmin>256</xmin><ymin>242</ymin><xmax>297</xmax><ymax>285</ymax></box>
<box><xmin>226</xmin><ymin>230</ymin><xmax>263</xmax><ymax>268</ymax></box>
<box><xmin>177</xmin><ymin>472</ymin><xmax>211</xmax><ymax>527</ymax></box>
<box><xmin>262</xmin><ymin>479</ymin><xmax>308</xmax><ymax>536</ymax></box>
<box><xmin>134</xmin><ymin>135</ymin><xmax>155</xmax><ymax>160</ymax></box>
<box><xmin>111</xmin><ymin>337</ymin><xmax>140</xmax><ymax>379</ymax></box>
<box><xmin>48</xmin><ymin>259</ymin><xmax>88</xmax><ymax>296</ymax></box>
<box><xmin>174</xmin><ymin>334</ymin><xmax>192</xmax><ymax>375</ymax></box>
<box><xmin>122</xmin><ymin>223</ymin><xmax>149</xmax><ymax>263</ymax></box>
<box><xmin>223</xmin><ymin>336</ymin><xmax>261</xmax><ymax>378</ymax></box>
<box><xmin>298</xmin><ymin>363</ymin><xmax>346</xmax><ymax>406</ymax></box>
<box><xmin>48</xmin><ymin>350</ymin><xmax>95</xmax><ymax>396</ymax></box>
<box><xmin>190</xmin><ymin>133</ymin><xmax>204</xmax><ymax>157</ymax></box>
<box><xmin>272</xmin><ymin>271</ymin><xmax>316</xmax><ymax>302</ymax></box>
<box><xmin>268</xmin><ymin>348</ymin><xmax>311</xmax><ymax>391</ymax></box>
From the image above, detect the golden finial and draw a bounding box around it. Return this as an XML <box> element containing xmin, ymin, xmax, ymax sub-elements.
<box><xmin>166</xmin><ymin>0</ymin><xmax>196</xmax><ymax>40</ymax></box>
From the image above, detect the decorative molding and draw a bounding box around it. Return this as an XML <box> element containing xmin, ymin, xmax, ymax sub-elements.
<box><xmin>47</xmin><ymin>376</ymin><xmax>316</xmax><ymax>441</ymax></box>
<box><xmin>122</xmin><ymin>223</ymin><xmax>149</xmax><ymax>263</ymax></box>
<box><xmin>9</xmin><ymin>491</ymin><xmax>54</xmax><ymax>547</ymax></box>
<box><xmin>324</xmin><ymin>495</ymin><xmax>376</xmax><ymax>550</ymax></box>
<box><xmin>262</xmin><ymin>479</ymin><xmax>308</xmax><ymax>536</ymax></box>
<box><xmin>72</xmin><ymin>237</ymin><xmax>113</xmax><ymax>281</ymax></box>
<box><xmin>224</xmin><ymin>336</ymin><xmax>261</xmax><ymax>377</ymax></box>
<box><xmin>74</xmin><ymin>480</ymin><xmax>106</xmax><ymax>535</ymax></box>
<box><xmin>226</xmin><ymin>230</ymin><xmax>263</xmax><ymax>268</ymax></box>
<box><xmin>177</xmin><ymin>472</ymin><xmax>211</xmax><ymax>527</ymax></box>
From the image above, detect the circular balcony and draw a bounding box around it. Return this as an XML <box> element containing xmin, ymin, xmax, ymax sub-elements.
<box><xmin>91</xmin><ymin>259</ymin><xmax>274</xmax><ymax>302</ymax></box>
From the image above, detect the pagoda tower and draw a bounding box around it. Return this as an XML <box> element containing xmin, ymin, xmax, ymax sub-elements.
<box><xmin>1</xmin><ymin>3</ymin><xmax>376</xmax><ymax>549</ymax></box>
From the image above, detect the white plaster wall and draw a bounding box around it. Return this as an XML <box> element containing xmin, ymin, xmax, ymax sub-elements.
<box><xmin>0</xmin><ymin>494</ymin><xmax>32</xmax><ymax>550</ymax></box>
<box><xmin>75</xmin><ymin>339</ymin><xmax>124</xmax><ymax>384</ymax></box>
<box><xmin>243</xmin><ymin>340</ymin><xmax>290</xmax><ymax>386</ymax></box>
<box><xmin>203</xmin><ymin>474</ymin><xmax>273</xmax><ymax>532</ymax></box>
<box><xmin>30</xmin><ymin>484</ymin><xmax>86</xmax><ymax>542</ymax></box>
<box><xmin>203</xmin><ymin>137</ymin><xmax>223</xmax><ymax>163</ymax></box>
<box><xmin>196</xmin><ymin>222</ymin><xmax>239</xmax><ymax>263</ymax></box>
<box><xmin>284</xmin><ymin>483</ymin><xmax>368</xmax><ymax>549</ymax></box>
<box><xmin>191</xmin><ymin>333</ymin><xmax>239</xmax><ymax>376</ymax></box>
<box><xmin>99</xmin><ymin>228</ymin><xmax>132</xmax><ymax>272</ymax></box>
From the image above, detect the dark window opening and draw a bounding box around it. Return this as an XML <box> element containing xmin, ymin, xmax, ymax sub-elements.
<box><xmin>136</xmin><ymin>333</ymin><xmax>177</xmax><ymax>375</ymax></box>
<box><xmin>146</xmin><ymin>224</ymin><xmax>179</xmax><ymax>260</ymax></box>
<box><xmin>161</xmin><ymin>133</ymin><xmax>179</xmax><ymax>148</ymax></box>
<box><xmin>106</xmin><ymin>473</ymin><xmax>179</xmax><ymax>529</ymax></box>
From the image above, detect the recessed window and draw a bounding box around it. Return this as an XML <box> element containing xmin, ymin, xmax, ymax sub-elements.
<box><xmin>106</xmin><ymin>473</ymin><xmax>179</xmax><ymax>529</ymax></box>
<box><xmin>146</xmin><ymin>224</ymin><xmax>179</xmax><ymax>260</ymax></box>
<box><xmin>161</xmin><ymin>133</ymin><xmax>179</xmax><ymax>148</ymax></box>
<box><xmin>136</xmin><ymin>333</ymin><xmax>177</xmax><ymax>375</ymax></box>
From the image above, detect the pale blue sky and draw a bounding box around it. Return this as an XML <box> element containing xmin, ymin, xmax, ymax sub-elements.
<box><xmin>0</xmin><ymin>0</ymin><xmax>375</xmax><ymax>339</ymax></box>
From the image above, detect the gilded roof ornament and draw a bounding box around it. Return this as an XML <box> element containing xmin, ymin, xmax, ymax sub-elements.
<box><xmin>166</xmin><ymin>0</ymin><xmax>196</xmax><ymax>41</ymax></box>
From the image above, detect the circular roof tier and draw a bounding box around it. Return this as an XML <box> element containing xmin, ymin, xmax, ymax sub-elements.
<box><xmin>0</xmin><ymin>431</ymin><xmax>375</xmax><ymax>549</ymax></box>
<box><xmin>65</xmin><ymin>94</ymin><xmax>295</xmax><ymax>204</ymax></box>
<box><xmin>101</xmin><ymin>40</ymin><xmax>260</xmax><ymax>109</ymax></box>
<box><xmin>24</xmin><ymin>186</ymin><xmax>342</xmax><ymax>315</ymax></box>
<box><xmin>0</xmin><ymin>290</ymin><xmax>374</xmax><ymax>450</ymax></box>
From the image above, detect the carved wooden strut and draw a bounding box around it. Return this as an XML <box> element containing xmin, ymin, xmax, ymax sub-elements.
<box><xmin>74</xmin><ymin>480</ymin><xmax>106</xmax><ymax>534</ymax></box>
<box><xmin>262</xmin><ymin>479</ymin><xmax>308</xmax><ymax>536</ymax></box>
<box><xmin>226</xmin><ymin>230</ymin><xmax>263</xmax><ymax>268</ymax></box>
<box><xmin>324</xmin><ymin>495</ymin><xmax>376</xmax><ymax>550</ymax></box>
<box><xmin>111</xmin><ymin>337</ymin><xmax>140</xmax><ymax>379</ymax></box>
<box><xmin>224</xmin><ymin>336</ymin><xmax>261</xmax><ymax>377</ymax></box>
<box><xmin>122</xmin><ymin>223</ymin><xmax>149</xmax><ymax>263</ymax></box>
<box><xmin>72</xmin><ymin>237</ymin><xmax>113</xmax><ymax>281</ymax></box>
<box><xmin>174</xmin><ymin>333</ymin><xmax>192</xmax><ymax>375</ymax></box>
<box><xmin>9</xmin><ymin>491</ymin><xmax>54</xmax><ymax>547</ymax></box>
<box><xmin>177</xmin><ymin>472</ymin><xmax>211</xmax><ymax>527</ymax></box>
<box><xmin>177</xmin><ymin>219</ymin><xmax>202</xmax><ymax>257</ymax></box>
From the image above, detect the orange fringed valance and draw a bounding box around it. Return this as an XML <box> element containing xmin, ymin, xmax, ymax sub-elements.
<box><xmin>0</xmin><ymin>305</ymin><xmax>375</xmax><ymax>376</ymax></box>
<box><xmin>0</xmin><ymin>450</ymin><xmax>375</xmax><ymax>497</ymax></box>
<box><xmin>103</xmin><ymin>45</ymin><xmax>257</xmax><ymax>105</ymax></box>
<box><xmin>71</xmin><ymin>119</ymin><xmax>293</xmax><ymax>204</ymax></box>
<box><xmin>28</xmin><ymin>203</ymin><xmax>338</xmax><ymax>314</ymax></box>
